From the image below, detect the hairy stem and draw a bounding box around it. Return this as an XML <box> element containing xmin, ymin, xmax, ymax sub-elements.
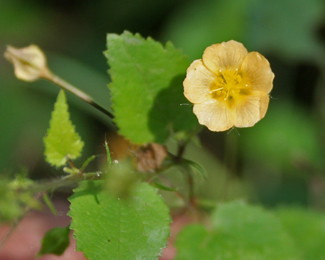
<box><xmin>28</xmin><ymin>172</ymin><xmax>103</xmax><ymax>193</ymax></box>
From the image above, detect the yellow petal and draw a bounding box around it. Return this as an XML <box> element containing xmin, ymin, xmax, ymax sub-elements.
<box><xmin>240</xmin><ymin>52</ymin><xmax>274</xmax><ymax>94</ymax></box>
<box><xmin>233</xmin><ymin>92</ymin><xmax>270</xmax><ymax>128</ymax></box>
<box><xmin>183</xmin><ymin>59</ymin><xmax>216</xmax><ymax>104</ymax></box>
<box><xmin>193</xmin><ymin>100</ymin><xmax>234</xmax><ymax>131</ymax></box>
<box><xmin>202</xmin><ymin>40</ymin><xmax>248</xmax><ymax>74</ymax></box>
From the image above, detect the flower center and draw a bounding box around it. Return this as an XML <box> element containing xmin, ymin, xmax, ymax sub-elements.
<box><xmin>210</xmin><ymin>69</ymin><xmax>251</xmax><ymax>107</ymax></box>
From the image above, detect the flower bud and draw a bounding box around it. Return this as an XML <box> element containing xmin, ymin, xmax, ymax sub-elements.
<box><xmin>4</xmin><ymin>45</ymin><xmax>48</xmax><ymax>82</ymax></box>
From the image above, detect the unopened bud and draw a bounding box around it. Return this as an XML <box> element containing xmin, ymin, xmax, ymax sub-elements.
<box><xmin>4</xmin><ymin>45</ymin><xmax>48</xmax><ymax>82</ymax></box>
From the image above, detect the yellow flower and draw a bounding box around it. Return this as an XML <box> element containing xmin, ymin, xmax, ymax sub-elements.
<box><xmin>183</xmin><ymin>40</ymin><xmax>274</xmax><ymax>132</ymax></box>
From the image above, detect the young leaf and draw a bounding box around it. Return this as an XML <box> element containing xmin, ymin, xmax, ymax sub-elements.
<box><xmin>44</xmin><ymin>90</ymin><xmax>84</xmax><ymax>167</ymax></box>
<box><xmin>37</xmin><ymin>226</ymin><xmax>70</xmax><ymax>257</ymax></box>
<box><xmin>105</xmin><ymin>31</ymin><xmax>198</xmax><ymax>144</ymax></box>
<box><xmin>68</xmin><ymin>180</ymin><xmax>171</xmax><ymax>260</ymax></box>
<box><xmin>175</xmin><ymin>201</ymin><xmax>301</xmax><ymax>260</ymax></box>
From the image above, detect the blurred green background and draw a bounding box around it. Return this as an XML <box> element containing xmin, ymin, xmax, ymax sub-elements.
<box><xmin>1</xmin><ymin>0</ymin><xmax>325</xmax><ymax>208</ymax></box>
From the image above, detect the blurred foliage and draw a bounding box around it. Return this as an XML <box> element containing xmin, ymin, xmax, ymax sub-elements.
<box><xmin>163</xmin><ymin>0</ymin><xmax>325</xmax><ymax>61</ymax></box>
<box><xmin>276</xmin><ymin>207</ymin><xmax>325</xmax><ymax>260</ymax></box>
<box><xmin>175</xmin><ymin>201</ymin><xmax>300</xmax><ymax>260</ymax></box>
<box><xmin>241</xmin><ymin>102</ymin><xmax>321</xmax><ymax>172</ymax></box>
<box><xmin>104</xmin><ymin>160</ymin><xmax>140</xmax><ymax>199</ymax></box>
<box><xmin>0</xmin><ymin>172</ymin><xmax>41</xmax><ymax>222</ymax></box>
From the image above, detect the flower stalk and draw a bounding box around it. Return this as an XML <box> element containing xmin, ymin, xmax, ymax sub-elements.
<box><xmin>43</xmin><ymin>69</ymin><xmax>114</xmax><ymax>118</ymax></box>
<box><xmin>4</xmin><ymin>45</ymin><xmax>114</xmax><ymax>119</ymax></box>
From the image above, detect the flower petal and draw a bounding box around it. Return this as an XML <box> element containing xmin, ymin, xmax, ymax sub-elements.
<box><xmin>240</xmin><ymin>52</ymin><xmax>274</xmax><ymax>94</ymax></box>
<box><xmin>202</xmin><ymin>40</ymin><xmax>248</xmax><ymax>74</ymax></box>
<box><xmin>183</xmin><ymin>59</ymin><xmax>216</xmax><ymax>104</ymax></box>
<box><xmin>233</xmin><ymin>92</ymin><xmax>270</xmax><ymax>128</ymax></box>
<box><xmin>193</xmin><ymin>100</ymin><xmax>234</xmax><ymax>131</ymax></box>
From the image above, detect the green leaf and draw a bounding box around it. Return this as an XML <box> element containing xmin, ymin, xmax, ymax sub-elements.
<box><xmin>105</xmin><ymin>31</ymin><xmax>198</xmax><ymax>144</ymax></box>
<box><xmin>276</xmin><ymin>207</ymin><xmax>325</xmax><ymax>260</ymax></box>
<box><xmin>175</xmin><ymin>201</ymin><xmax>301</xmax><ymax>260</ymax></box>
<box><xmin>37</xmin><ymin>226</ymin><xmax>70</xmax><ymax>257</ymax></box>
<box><xmin>43</xmin><ymin>90</ymin><xmax>84</xmax><ymax>167</ymax></box>
<box><xmin>68</xmin><ymin>180</ymin><xmax>171</xmax><ymax>260</ymax></box>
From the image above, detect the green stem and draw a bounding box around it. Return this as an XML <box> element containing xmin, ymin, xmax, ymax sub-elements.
<box><xmin>42</xmin><ymin>69</ymin><xmax>114</xmax><ymax>119</ymax></box>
